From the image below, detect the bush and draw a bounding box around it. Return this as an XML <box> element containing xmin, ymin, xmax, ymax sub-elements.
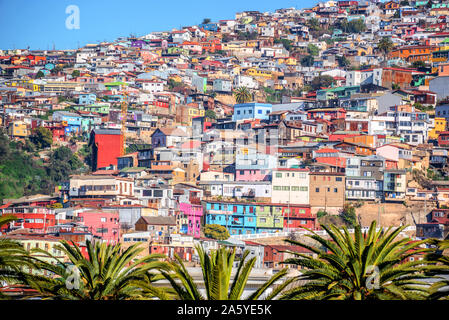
<box><xmin>340</xmin><ymin>204</ymin><xmax>357</xmax><ymax>228</ymax></box>
<box><xmin>203</xmin><ymin>224</ymin><xmax>230</xmax><ymax>241</ymax></box>
<box><xmin>317</xmin><ymin>210</ymin><xmax>328</xmax><ymax>218</ymax></box>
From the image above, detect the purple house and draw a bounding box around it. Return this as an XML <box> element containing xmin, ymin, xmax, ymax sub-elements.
<box><xmin>179</xmin><ymin>202</ymin><xmax>203</xmax><ymax>238</ymax></box>
<box><xmin>130</xmin><ymin>39</ymin><xmax>147</xmax><ymax>49</ymax></box>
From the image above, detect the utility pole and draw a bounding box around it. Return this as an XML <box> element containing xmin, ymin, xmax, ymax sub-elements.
<box><xmin>377</xmin><ymin>203</ymin><xmax>380</xmax><ymax>225</ymax></box>
<box><xmin>288</xmin><ymin>181</ymin><xmax>291</xmax><ymax>233</ymax></box>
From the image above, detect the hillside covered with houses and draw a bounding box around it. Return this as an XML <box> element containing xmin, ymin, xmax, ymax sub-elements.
<box><xmin>2</xmin><ymin>0</ymin><xmax>449</xmax><ymax>298</ymax></box>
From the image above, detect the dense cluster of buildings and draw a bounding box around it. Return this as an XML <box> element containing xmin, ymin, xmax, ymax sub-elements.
<box><xmin>1</xmin><ymin>0</ymin><xmax>449</xmax><ymax>267</ymax></box>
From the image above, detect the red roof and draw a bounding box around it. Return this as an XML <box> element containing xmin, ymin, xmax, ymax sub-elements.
<box><xmin>315</xmin><ymin>148</ymin><xmax>339</xmax><ymax>153</ymax></box>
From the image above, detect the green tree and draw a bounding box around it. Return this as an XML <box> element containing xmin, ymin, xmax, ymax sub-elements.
<box><xmin>424</xmin><ymin>239</ymin><xmax>449</xmax><ymax>300</ymax></box>
<box><xmin>202</xmin><ymin>18</ymin><xmax>211</xmax><ymax>24</ymax></box>
<box><xmin>47</xmin><ymin>146</ymin><xmax>83</xmax><ymax>184</ymax></box>
<box><xmin>161</xmin><ymin>245</ymin><xmax>292</xmax><ymax>300</ymax></box>
<box><xmin>307</xmin><ymin>44</ymin><xmax>320</xmax><ymax>57</ymax></box>
<box><xmin>336</xmin><ymin>55</ymin><xmax>351</xmax><ymax>68</ymax></box>
<box><xmin>307</xmin><ymin>18</ymin><xmax>320</xmax><ymax>31</ymax></box>
<box><xmin>27</xmin><ymin>240</ymin><xmax>172</xmax><ymax>300</ymax></box>
<box><xmin>340</xmin><ymin>204</ymin><xmax>357</xmax><ymax>228</ymax></box>
<box><xmin>71</xmin><ymin>70</ymin><xmax>80</xmax><ymax>78</ymax></box>
<box><xmin>347</xmin><ymin>19</ymin><xmax>366</xmax><ymax>33</ymax></box>
<box><xmin>35</xmin><ymin>71</ymin><xmax>45</xmax><ymax>79</ymax></box>
<box><xmin>0</xmin><ymin>215</ymin><xmax>40</xmax><ymax>299</ymax></box>
<box><xmin>280</xmin><ymin>221</ymin><xmax>432</xmax><ymax>300</ymax></box>
<box><xmin>378</xmin><ymin>37</ymin><xmax>394</xmax><ymax>65</ymax></box>
<box><xmin>300</xmin><ymin>55</ymin><xmax>315</xmax><ymax>67</ymax></box>
<box><xmin>317</xmin><ymin>210</ymin><xmax>328</xmax><ymax>219</ymax></box>
<box><xmin>311</xmin><ymin>75</ymin><xmax>335</xmax><ymax>90</ymax></box>
<box><xmin>30</xmin><ymin>127</ymin><xmax>53</xmax><ymax>149</ymax></box>
<box><xmin>203</xmin><ymin>224</ymin><xmax>230</xmax><ymax>240</ymax></box>
<box><xmin>205</xmin><ymin>109</ymin><xmax>216</xmax><ymax>119</ymax></box>
<box><xmin>233</xmin><ymin>87</ymin><xmax>252</xmax><ymax>104</ymax></box>
<box><xmin>274</xmin><ymin>38</ymin><xmax>293</xmax><ymax>51</ymax></box>
<box><xmin>392</xmin><ymin>83</ymin><xmax>401</xmax><ymax>90</ymax></box>
<box><xmin>412</xmin><ymin>60</ymin><xmax>426</xmax><ymax>69</ymax></box>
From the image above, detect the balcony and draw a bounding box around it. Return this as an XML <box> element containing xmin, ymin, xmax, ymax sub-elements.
<box><xmin>189</xmin><ymin>197</ymin><xmax>202</xmax><ymax>205</ymax></box>
<box><xmin>241</xmin><ymin>190</ymin><xmax>255</xmax><ymax>198</ymax></box>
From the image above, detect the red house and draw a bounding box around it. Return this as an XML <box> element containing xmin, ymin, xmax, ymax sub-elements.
<box><xmin>89</xmin><ymin>129</ymin><xmax>123</xmax><ymax>171</ymax></box>
<box><xmin>263</xmin><ymin>245</ymin><xmax>313</xmax><ymax>269</ymax></box>
<box><xmin>280</xmin><ymin>204</ymin><xmax>315</xmax><ymax>230</ymax></box>
<box><xmin>438</xmin><ymin>131</ymin><xmax>449</xmax><ymax>147</ymax></box>
<box><xmin>313</xmin><ymin>148</ymin><xmax>348</xmax><ymax>168</ymax></box>
<box><xmin>1</xmin><ymin>207</ymin><xmax>56</xmax><ymax>233</ymax></box>
<box><xmin>307</xmin><ymin>108</ymin><xmax>346</xmax><ymax>121</ymax></box>
<box><xmin>77</xmin><ymin>209</ymin><xmax>120</xmax><ymax>244</ymax></box>
<box><xmin>44</xmin><ymin>123</ymin><xmax>66</xmax><ymax>143</ymax></box>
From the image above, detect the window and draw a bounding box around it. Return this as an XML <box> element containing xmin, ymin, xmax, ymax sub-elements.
<box><xmin>316</xmin><ymin>188</ymin><xmax>320</xmax><ymax>192</ymax></box>
<box><xmin>292</xmin><ymin>186</ymin><xmax>300</xmax><ymax>191</ymax></box>
<box><xmin>101</xmin><ymin>217</ymin><xmax>107</xmax><ymax>223</ymax></box>
<box><xmin>334</xmin><ymin>188</ymin><xmax>338</xmax><ymax>193</ymax></box>
<box><xmin>300</xmin><ymin>186</ymin><xmax>308</xmax><ymax>191</ymax></box>
<box><xmin>336</xmin><ymin>177</ymin><xmax>342</xmax><ymax>181</ymax></box>
<box><xmin>276</xmin><ymin>173</ymin><xmax>282</xmax><ymax>178</ymax></box>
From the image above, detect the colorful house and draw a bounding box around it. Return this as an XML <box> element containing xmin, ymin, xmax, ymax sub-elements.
<box><xmin>88</xmin><ymin>129</ymin><xmax>123</xmax><ymax>171</ymax></box>
<box><xmin>77</xmin><ymin>209</ymin><xmax>120</xmax><ymax>244</ymax></box>
<box><xmin>179</xmin><ymin>202</ymin><xmax>203</xmax><ymax>238</ymax></box>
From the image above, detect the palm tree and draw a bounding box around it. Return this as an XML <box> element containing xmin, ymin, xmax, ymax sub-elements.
<box><xmin>234</xmin><ymin>87</ymin><xmax>252</xmax><ymax>104</ymax></box>
<box><xmin>280</xmin><ymin>221</ymin><xmax>432</xmax><ymax>300</ymax></box>
<box><xmin>0</xmin><ymin>215</ymin><xmax>39</xmax><ymax>299</ymax></box>
<box><xmin>27</xmin><ymin>240</ymin><xmax>172</xmax><ymax>300</ymax></box>
<box><xmin>161</xmin><ymin>245</ymin><xmax>293</xmax><ymax>300</ymax></box>
<box><xmin>424</xmin><ymin>239</ymin><xmax>449</xmax><ymax>300</ymax></box>
<box><xmin>378</xmin><ymin>37</ymin><xmax>394</xmax><ymax>66</ymax></box>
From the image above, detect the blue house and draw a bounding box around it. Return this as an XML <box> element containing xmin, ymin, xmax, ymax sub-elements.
<box><xmin>198</xmin><ymin>23</ymin><xmax>219</xmax><ymax>32</ymax></box>
<box><xmin>205</xmin><ymin>201</ymin><xmax>258</xmax><ymax>235</ymax></box>
<box><xmin>78</xmin><ymin>93</ymin><xmax>97</xmax><ymax>105</ymax></box>
<box><xmin>52</xmin><ymin>111</ymin><xmax>82</xmax><ymax>134</ymax></box>
<box><xmin>232</xmin><ymin>103</ymin><xmax>272</xmax><ymax>121</ymax></box>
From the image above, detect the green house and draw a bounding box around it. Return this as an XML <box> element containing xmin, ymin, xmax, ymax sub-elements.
<box><xmin>255</xmin><ymin>205</ymin><xmax>284</xmax><ymax>230</ymax></box>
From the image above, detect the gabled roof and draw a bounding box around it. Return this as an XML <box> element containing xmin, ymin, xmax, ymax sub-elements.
<box><xmin>139</xmin><ymin>216</ymin><xmax>176</xmax><ymax>226</ymax></box>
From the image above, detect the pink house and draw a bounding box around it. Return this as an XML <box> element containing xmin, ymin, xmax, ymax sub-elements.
<box><xmin>179</xmin><ymin>203</ymin><xmax>203</xmax><ymax>238</ymax></box>
<box><xmin>236</xmin><ymin>169</ymin><xmax>270</xmax><ymax>181</ymax></box>
<box><xmin>77</xmin><ymin>209</ymin><xmax>120</xmax><ymax>244</ymax></box>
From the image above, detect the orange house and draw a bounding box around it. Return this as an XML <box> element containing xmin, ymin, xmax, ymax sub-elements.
<box><xmin>384</xmin><ymin>1</ymin><xmax>400</xmax><ymax>10</ymax></box>
<box><xmin>381</xmin><ymin>67</ymin><xmax>424</xmax><ymax>89</ymax></box>
<box><xmin>390</xmin><ymin>45</ymin><xmax>438</xmax><ymax>62</ymax></box>
<box><xmin>344</xmin><ymin>135</ymin><xmax>376</xmax><ymax>148</ymax></box>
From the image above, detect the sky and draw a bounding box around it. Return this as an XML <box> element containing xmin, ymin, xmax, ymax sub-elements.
<box><xmin>0</xmin><ymin>0</ymin><xmax>317</xmax><ymax>50</ymax></box>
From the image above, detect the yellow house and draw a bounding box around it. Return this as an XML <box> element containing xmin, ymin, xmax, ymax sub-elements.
<box><xmin>189</xmin><ymin>107</ymin><xmax>205</xmax><ymax>118</ymax></box>
<box><xmin>141</xmin><ymin>205</ymin><xmax>159</xmax><ymax>217</ymax></box>
<box><xmin>0</xmin><ymin>234</ymin><xmax>67</xmax><ymax>276</ymax></box>
<box><xmin>429</xmin><ymin>117</ymin><xmax>447</xmax><ymax>140</ymax></box>
<box><xmin>246</xmin><ymin>68</ymin><xmax>272</xmax><ymax>79</ymax></box>
<box><xmin>285</xmin><ymin>57</ymin><xmax>297</xmax><ymax>65</ymax></box>
<box><xmin>8</xmin><ymin>121</ymin><xmax>29</xmax><ymax>138</ymax></box>
<box><xmin>169</xmin><ymin>74</ymin><xmax>183</xmax><ymax>83</ymax></box>
<box><xmin>245</xmin><ymin>40</ymin><xmax>258</xmax><ymax>47</ymax></box>
<box><xmin>356</xmin><ymin>46</ymin><xmax>373</xmax><ymax>56</ymax></box>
